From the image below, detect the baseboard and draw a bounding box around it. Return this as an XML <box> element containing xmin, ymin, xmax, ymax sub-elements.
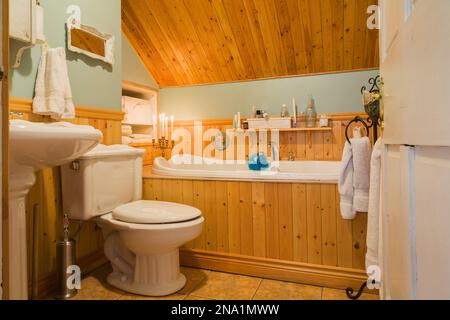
<box><xmin>30</xmin><ymin>250</ymin><xmax>108</xmax><ymax>300</ymax></box>
<box><xmin>180</xmin><ymin>249</ymin><xmax>367</xmax><ymax>291</ymax></box>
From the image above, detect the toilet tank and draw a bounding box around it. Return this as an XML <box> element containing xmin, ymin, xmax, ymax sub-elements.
<box><xmin>61</xmin><ymin>144</ymin><xmax>145</xmax><ymax>221</ymax></box>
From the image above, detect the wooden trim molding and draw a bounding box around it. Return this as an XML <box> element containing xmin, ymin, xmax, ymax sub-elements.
<box><xmin>122</xmin><ymin>80</ymin><xmax>159</xmax><ymax>94</ymax></box>
<box><xmin>2</xmin><ymin>0</ymin><xmax>10</xmax><ymax>300</ymax></box>
<box><xmin>180</xmin><ymin>249</ymin><xmax>368</xmax><ymax>291</ymax></box>
<box><xmin>161</xmin><ymin>68</ymin><xmax>380</xmax><ymax>89</ymax></box>
<box><xmin>9</xmin><ymin>97</ymin><xmax>125</xmax><ymax>121</ymax></box>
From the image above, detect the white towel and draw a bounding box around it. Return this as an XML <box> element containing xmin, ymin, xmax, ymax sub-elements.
<box><xmin>122</xmin><ymin>136</ymin><xmax>133</xmax><ymax>145</ymax></box>
<box><xmin>33</xmin><ymin>48</ymin><xmax>75</xmax><ymax>119</ymax></box>
<box><xmin>352</xmin><ymin>137</ymin><xmax>371</xmax><ymax>212</ymax></box>
<box><xmin>366</xmin><ymin>139</ymin><xmax>383</xmax><ymax>269</ymax></box>
<box><xmin>130</xmin><ymin>134</ymin><xmax>153</xmax><ymax>140</ymax></box>
<box><xmin>122</xmin><ymin>125</ymin><xmax>133</xmax><ymax>136</ymax></box>
<box><xmin>338</xmin><ymin>141</ymin><xmax>356</xmax><ymax>219</ymax></box>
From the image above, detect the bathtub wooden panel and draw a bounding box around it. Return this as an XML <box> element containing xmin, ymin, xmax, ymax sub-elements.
<box><xmin>215</xmin><ymin>181</ymin><xmax>229</xmax><ymax>253</ymax></box>
<box><xmin>307</xmin><ymin>184</ymin><xmax>323</xmax><ymax>264</ymax></box>
<box><xmin>264</xmin><ymin>183</ymin><xmax>280</xmax><ymax>260</ymax></box>
<box><xmin>292</xmin><ymin>184</ymin><xmax>307</xmax><ymax>263</ymax></box>
<box><xmin>143</xmin><ymin>178</ymin><xmax>368</xmax><ymax>271</ymax></box>
<box><xmin>251</xmin><ymin>183</ymin><xmax>266</xmax><ymax>258</ymax></box>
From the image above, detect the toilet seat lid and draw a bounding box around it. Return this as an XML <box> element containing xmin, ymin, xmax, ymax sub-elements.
<box><xmin>112</xmin><ymin>200</ymin><xmax>202</xmax><ymax>224</ymax></box>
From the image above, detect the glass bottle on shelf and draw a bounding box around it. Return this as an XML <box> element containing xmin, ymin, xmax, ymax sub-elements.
<box><xmin>305</xmin><ymin>95</ymin><xmax>317</xmax><ymax>128</ymax></box>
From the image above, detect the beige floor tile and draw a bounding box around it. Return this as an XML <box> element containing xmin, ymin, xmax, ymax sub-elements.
<box><xmin>118</xmin><ymin>292</ymin><xmax>187</xmax><ymax>301</ymax></box>
<box><xmin>89</xmin><ymin>264</ymin><xmax>113</xmax><ymax>282</ymax></box>
<box><xmin>82</xmin><ymin>266</ymin><xmax>208</xmax><ymax>300</ymax></box>
<box><xmin>184</xmin><ymin>295</ymin><xmax>214</xmax><ymax>301</ymax></box>
<box><xmin>70</xmin><ymin>276</ymin><xmax>122</xmax><ymax>300</ymax></box>
<box><xmin>190</xmin><ymin>271</ymin><xmax>262</xmax><ymax>300</ymax></box>
<box><xmin>322</xmin><ymin>288</ymin><xmax>379</xmax><ymax>301</ymax></box>
<box><xmin>117</xmin><ymin>268</ymin><xmax>208</xmax><ymax>301</ymax></box>
<box><xmin>253</xmin><ymin>280</ymin><xmax>322</xmax><ymax>300</ymax></box>
<box><xmin>179</xmin><ymin>267</ymin><xmax>209</xmax><ymax>293</ymax></box>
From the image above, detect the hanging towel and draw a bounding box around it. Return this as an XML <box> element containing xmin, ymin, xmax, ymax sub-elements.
<box><xmin>33</xmin><ymin>47</ymin><xmax>75</xmax><ymax>119</ymax></box>
<box><xmin>338</xmin><ymin>141</ymin><xmax>356</xmax><ymax>219</ymax></box>
<box><xmin>366</xmin><ymin>139</ymin><xmax>383</xmax><ymax>269</ymax></box>
<box><xmin>352</xmin><ymin>137</ymin><xmax>371</xmax><ymax>212</ymax></box>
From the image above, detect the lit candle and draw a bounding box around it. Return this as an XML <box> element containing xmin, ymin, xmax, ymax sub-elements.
<box><xmin>160</xmin><ymin>113</ymin><xmax>165</xmax><ymax>138</ymax></box>
<box><xmin>152</xmin><ymin>115</ymin><xmax>157</xmax><ymax>139</ymax></box>
<box><xmin>165</xmin><ymin>116</ymin><xmax>168</xmax><ymax>138</ymax></box>
<box><xmin>237</xmin><ymin>112</ymin><xmax>241</xmax><ymax>129</ymax></box>
<box><xmin>170</xmin><ymin>115</ymin><xmax>174</xmax><ymax>137</ymax></box>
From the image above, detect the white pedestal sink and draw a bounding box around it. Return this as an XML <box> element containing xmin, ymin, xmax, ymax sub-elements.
<box><xmin>9</xmin><ymin>120</ymin><xmax>102</xmax><ymax>300</ymax></box>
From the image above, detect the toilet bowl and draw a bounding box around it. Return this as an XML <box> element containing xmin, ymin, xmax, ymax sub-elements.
<box><xmin>61</xmin><ymin>145</ymin><xmax>204</xmax><ymax>296</ymax></box>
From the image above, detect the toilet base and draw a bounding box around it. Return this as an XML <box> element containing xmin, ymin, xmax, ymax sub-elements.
<box><xmin>106</xmin><ymin>249</ymin><xmax>187</xmax><ymax>297</ymax></box>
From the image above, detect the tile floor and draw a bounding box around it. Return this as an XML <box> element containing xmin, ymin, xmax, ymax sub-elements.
<box><xmin>69</xmin><ymin>264</ymin><xmax>378</xmax><ymax>301</ymax></box>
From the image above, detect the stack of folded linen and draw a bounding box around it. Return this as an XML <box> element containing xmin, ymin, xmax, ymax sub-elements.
<box><xmin>129</xmin><ymin>134</ymin><xmax>153</xmax><ymax>144</ymax></box>
<box><xmin>122</xmin><ymin>125</ymin><xmax>133</xmax><ymax>145</ymax></box>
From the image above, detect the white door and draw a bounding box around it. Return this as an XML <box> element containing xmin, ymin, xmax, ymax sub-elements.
<box><xmin>0</xmin><ymin>0</ymin><xmax>3</xmax><ymax>301</ymax></box>
<box><xmin>380</xmin><ymin>0</ymin><xmax>450</xmax><ymax>299</ymax></box>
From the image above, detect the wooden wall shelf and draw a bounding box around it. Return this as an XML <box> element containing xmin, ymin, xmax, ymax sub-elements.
<box><xmin>245</xmin><ymin>127</ymin><xmax>332</xmax><ymax>132</ymax></box>
<box><xmin>244</xmin><ymin>127</ymin><xmax>333</xmax><ymax>148</ymax></box>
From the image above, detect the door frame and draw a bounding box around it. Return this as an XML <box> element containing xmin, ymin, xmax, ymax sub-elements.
<box><xmin>1</xmin><ymin>0</ymin><xmax>9</xmax><ymax>301</ymax></box>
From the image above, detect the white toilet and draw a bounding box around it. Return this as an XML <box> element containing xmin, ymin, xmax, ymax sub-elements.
<box><xmin>61</xmin><ymin>144</ymin><xmax>204</xmax><ymax>297</ymax></box>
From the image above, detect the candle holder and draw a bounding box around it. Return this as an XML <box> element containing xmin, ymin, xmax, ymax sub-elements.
<box><xmin>152</xmin><ymin>137</ymin><xmax>175</xmax><ymax>157</ymax></box>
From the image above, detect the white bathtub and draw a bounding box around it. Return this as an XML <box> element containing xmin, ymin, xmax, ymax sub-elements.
<box><xmin>152</xmin><ymin>155</ymin><xmax>340</xmax><ymax>183</ymax></box>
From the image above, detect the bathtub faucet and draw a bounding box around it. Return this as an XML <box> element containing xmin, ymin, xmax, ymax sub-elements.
<box><xmin>270</xmin><ymin>143</ymin><xmax>279</xmax><ymax>162</ymax></box>
<box><xmin>288</xmin><ymin>152</ymin><xmax>296</xmax><ymax>161</ymax></box>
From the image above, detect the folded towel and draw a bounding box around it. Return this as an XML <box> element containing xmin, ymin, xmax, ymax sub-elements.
<box><xmin>352</xmin><ymin>137</ymin><xmax>371</xmax><ymax>212</ymax></box>
<box><xmin>33</xmin><ymin>48</ymin><xmax>75</xmax><ymax>119</ymax></box>
<box><xmin>122</xmin><ymin>125</ymin><xmax>133</xmax><ymax>137</ymax></box>
<box><xmin>122</xmin><ymin>136</ymin><xmax>133</xmax><ymax>145</ymax></box>
<box><xmin>366</xmin><ymin>139</ymin><xmax>383</xmax><ymax>269</ymax></box>
<box><xmin>130</xmin><ymin>134</ymin><xmax>153</xmax><ymax>140</ymax></box>
<box><xmin>130</xmin><ymin>138</ymin><xmax>153</xmax><ymax>144</ymax></box>
<box><xmin>338</xmin><ymin>141</ymin><xmax>356</xmax><ymax>219</ymax></box>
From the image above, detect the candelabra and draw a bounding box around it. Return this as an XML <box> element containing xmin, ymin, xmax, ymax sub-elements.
<box><xmin>152</xmin><ymin>113</ymin><xmax>175</xmax><ymax>157</ymax></box>
<box><xmin>152</xmin><ymin>137</ymin><xmax>175</xmax><ymax>157</ymax></box>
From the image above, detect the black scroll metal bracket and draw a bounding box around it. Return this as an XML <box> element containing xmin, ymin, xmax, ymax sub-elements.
<box><xmin>345</xmin><ymin>76</ymin><xmax>382</xmax><ymax>300</ymax></box>
<box><xmin>345</xmin><ymin>75</ymin><xmax>382</xmax><ymax>144</ymax></box>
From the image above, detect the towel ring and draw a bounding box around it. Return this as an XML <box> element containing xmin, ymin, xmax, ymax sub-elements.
<box><xmin>345</xmin><ymin>116</ymin><xmax>370</xmax><ymax>144</ymax></box>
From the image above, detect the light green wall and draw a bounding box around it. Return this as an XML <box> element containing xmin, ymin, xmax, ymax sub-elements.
<box><xmin>122</xmin><ymin>33</ymin><xmax>159</xmax><ymax>89</ymax></box>
<box><xmin>159</xmin><ymin>70</ymin><xmax>379</xmax><ymax>120</ymax></box>
<box><xmin>10</xmin><ymin>0</ymin><xmax>122</xmax><ymax>110</ymax></box>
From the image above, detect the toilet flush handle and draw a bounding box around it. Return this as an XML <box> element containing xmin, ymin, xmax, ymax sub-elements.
<box><xmin>71</xmin><ymin>160</ymin><xmax>81</xmax><ymax>171</ymax></box>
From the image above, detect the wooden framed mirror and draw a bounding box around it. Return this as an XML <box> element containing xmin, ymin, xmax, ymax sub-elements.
<box><xmin>67</xmin><ymin>10</ymin><xmax>114</xmax><ymax>65</ymax></box>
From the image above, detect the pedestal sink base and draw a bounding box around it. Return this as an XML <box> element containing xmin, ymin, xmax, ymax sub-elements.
<box><xmin>9</xmin><ymin>196</ymin><xmax>29</xmax><ymax>300</ymax></box>
<box><xmin>9</xmin><ymin>167</ymin><xmax>36</xmax><ymax>300</ymax></box>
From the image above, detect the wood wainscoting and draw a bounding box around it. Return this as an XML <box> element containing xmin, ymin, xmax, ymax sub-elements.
<box><xmin>9</xmin><ymin>97</ymin><xmax>123</xmax><ymax>299</ymax></box>
<box><xmin>143</xmin><ymin>178</ymin><xmax>368</xmax><ymax>289</ymax></box>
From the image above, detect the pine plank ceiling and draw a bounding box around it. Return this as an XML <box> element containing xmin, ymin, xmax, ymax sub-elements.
<box><xmin>122</xmin><ymin>0</ymin><xmax>379</xmax><ymax>88</ymax></box>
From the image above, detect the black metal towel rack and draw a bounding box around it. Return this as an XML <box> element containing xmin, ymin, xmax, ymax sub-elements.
<box><xmin>345</xmin><ymin>76</ymin><xmax>382</xmax><ymax>300</ymax></box>
<box><xmin>345</xmin><ymin>75</ymin><xmax>382</xmax><ymax>145</ymax></box>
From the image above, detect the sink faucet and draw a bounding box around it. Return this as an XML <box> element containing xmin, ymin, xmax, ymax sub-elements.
<box><xmin>288</xmin><ymin>152</ymin><xmax>295</xmax><ymax>161</ymax></box>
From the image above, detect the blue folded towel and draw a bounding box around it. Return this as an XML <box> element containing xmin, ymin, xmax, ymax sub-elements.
<box><xmin>248</xmin><ymin>153</ymin><xmax>270</xmax><ymax>171</ymax></box>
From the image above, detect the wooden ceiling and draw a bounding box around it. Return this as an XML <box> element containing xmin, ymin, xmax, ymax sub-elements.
<box><xmin>122</xmin><ymin>0</ymin><xmax>379</xmax><ymax>88</ymax></box>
